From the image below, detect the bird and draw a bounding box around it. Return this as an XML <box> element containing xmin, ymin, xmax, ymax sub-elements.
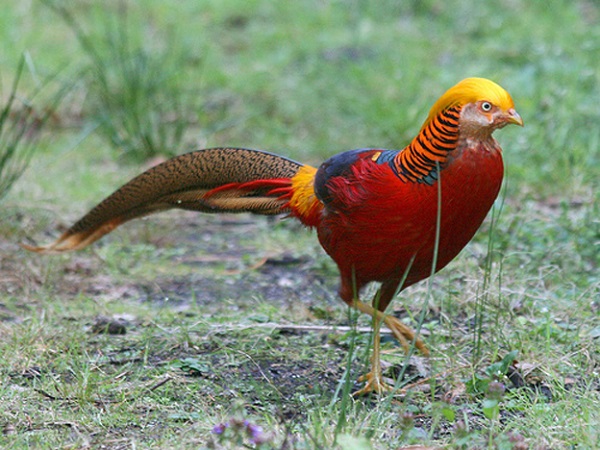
<box><xmin>24</xmin><ymin>77</ymin><xmax>523</xmax><ymax>395</ymax></box>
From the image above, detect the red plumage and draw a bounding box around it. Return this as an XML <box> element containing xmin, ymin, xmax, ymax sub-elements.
<box><xmin>316</xmin><ymin>144</ymin><xmax>504</xmax><ymax>311</ymax></box>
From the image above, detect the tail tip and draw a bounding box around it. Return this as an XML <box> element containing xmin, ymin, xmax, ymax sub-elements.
<box><xmin>20</xmin><ymin>242</ymin><xmax>55</xmax><ymax>254</ymax></box>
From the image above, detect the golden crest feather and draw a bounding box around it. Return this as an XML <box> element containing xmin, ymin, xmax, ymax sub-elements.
<box><xmin>422</xmin><ymin>77</ymin><xmax>515</xmax><ymax>129</ymax></box>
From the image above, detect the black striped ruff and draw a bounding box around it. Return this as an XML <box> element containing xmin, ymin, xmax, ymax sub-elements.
<box><xmin>393</xmin><ymin>106</ymin><xmax>461</xmax><ymax>185</ymax></box>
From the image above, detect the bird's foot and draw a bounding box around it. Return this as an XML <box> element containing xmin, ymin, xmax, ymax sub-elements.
<box><xmin>383</xmin><ymin>315</ymin><xmax>430</xmax><ymax>357</ymax></box>
<box><xmin>353</xmin><ymin>371</ymin><xmax>394</xmax><ymax>396</ymax></box>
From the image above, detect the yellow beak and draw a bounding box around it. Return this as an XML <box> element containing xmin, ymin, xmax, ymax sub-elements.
<box><xmin>506</xmin><ymin>108</ymin><xmax>524</xmax><ymax>127</ymax></box>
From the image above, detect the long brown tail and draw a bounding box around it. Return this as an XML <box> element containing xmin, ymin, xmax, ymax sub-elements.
<box><xmin>23</xmin><ymin>148</ymin><xmax>305</xmax><ymax>253</ymax></box>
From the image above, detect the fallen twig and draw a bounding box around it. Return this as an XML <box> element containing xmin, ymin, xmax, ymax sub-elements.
<box><xmin>204</xmin><ymin>322</ymin><xmax>430</xmax><ymax>336</ymax></box>
<box><xmin>34</xmin><ymin>388</ymin><xmax>66</xmax><ymax>401</ymax></box>
<box><xmin>146</xmin><ymin>375</ymin><xmax>172</xmax><ymax>392</ymax></box>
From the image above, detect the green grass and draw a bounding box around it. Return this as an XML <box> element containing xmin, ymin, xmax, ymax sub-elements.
<box><xmin>41</xmin><ymin>0</ymin><xmax>206</xmax><ymax>162</ymax></box>
<box><xmin>0</xmin><ymin>57</ymin><xmax>63</xmax><ymax>202</ymax></box>
<box><xmin>1</xmin><ymin>0</ymin><xmax>599</xmax><ymax>448</ymax></box>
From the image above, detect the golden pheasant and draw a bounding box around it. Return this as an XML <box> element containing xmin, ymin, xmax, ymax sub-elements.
<box><xmin>25</xmin><ymin>77</ymin><xmax>522</xmax><ymax>395</ymax></box>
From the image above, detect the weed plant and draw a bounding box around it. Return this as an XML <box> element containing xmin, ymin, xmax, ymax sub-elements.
<box><xmin>44</xmin><ymin>1</ymin><xmax>204</xmax><ymax>162</ymax></box>
<box><xmin>0</xmin><ymin>57</ymin><xmax>63</xmax><ymax>201</ymax></box>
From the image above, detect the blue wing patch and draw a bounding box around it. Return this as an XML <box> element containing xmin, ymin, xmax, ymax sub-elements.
<box><xmin>314</xmin><ymin>148</ymin><xmax>400</xmax><ymax>205</ymax></box>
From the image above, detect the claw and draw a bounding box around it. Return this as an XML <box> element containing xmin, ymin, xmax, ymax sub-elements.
<box><xmin>383</xmin><ymin>315</ymin><xmax>430</xmax><ymax>356</ymax></box>
<box><xmin>353</xmin><ymin>371</ymin><xmax>394</xmax><ymax>396</ymax></box>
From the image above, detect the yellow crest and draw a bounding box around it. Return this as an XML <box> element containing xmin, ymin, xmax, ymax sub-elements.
<box><xmin>423</xmin><ymin>77</ymin><xmax>515</xmax><ymax>128</ymax></box>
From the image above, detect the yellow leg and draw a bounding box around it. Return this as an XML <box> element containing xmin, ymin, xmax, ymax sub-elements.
<box><xmin>351</xmin><ymin>299</ymin><xmax>429</xmax><ymax>396</ymax></box>
<box><xmin>352</xmin><ymin>314</ymin><xmax>393</xmax><ymax>396</ymax></box>
<box><xmin>352</xmin><ymin>299</ymin><xmax>429</xmax><ymax>356</ymax></box>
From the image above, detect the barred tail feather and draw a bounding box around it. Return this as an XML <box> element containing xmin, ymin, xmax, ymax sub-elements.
<box><xmin>23</xmin><ymin>148</ymin><xmax>305</xmax><ymax>254</ymax></box>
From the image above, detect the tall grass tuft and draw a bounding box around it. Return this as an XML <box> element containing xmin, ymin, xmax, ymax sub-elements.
<box><xmin>44</xmin><ymin>1</ymin><xmax>203</xmax><ymax>162</ymax></box>
<box><xmin>0</xmin><ymin>56</ymin><xmax>63</xmax><ymax>201</ymax></box>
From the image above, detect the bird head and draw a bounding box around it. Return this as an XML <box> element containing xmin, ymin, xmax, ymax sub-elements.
<box><xmin>424</xmin><ymin>77</ymin><xmax>523</xmax><ymax>137</ymax></box>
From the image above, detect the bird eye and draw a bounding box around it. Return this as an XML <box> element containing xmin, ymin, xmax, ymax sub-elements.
<box><xmin>481</xmin><ymin>101</ymin><xmax>492</xmax><ymax>112</ymax></box>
